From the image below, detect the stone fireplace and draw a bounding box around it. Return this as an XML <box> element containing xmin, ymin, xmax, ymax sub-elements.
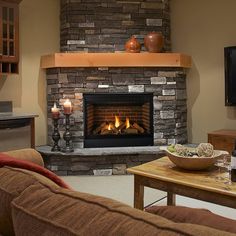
<box><xmin>46</xmin><ymin>66</ymin><xmax>188</xmax><ymax>149</ymax></box>
<box><xmin>38</xmin><ymin>0</ymin><xmax>191</xmax><ymax>175</ymax></box>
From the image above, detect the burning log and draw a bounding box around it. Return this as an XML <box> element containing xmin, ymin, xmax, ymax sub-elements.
<box><xmin>92</xmin><ymin>116</ymin><xmax>146</xmax><ymax>136</ymax></box>
<box><xmin>118</xmin><ymin>122</ymin><xmax>126</xmax><ymax>131</ymax></box>
<box><xmin>93</xmin><ymin>122</ymin><xmax>107</xmax><ymax>135</ymax></box>
<box><xmin>133</xmin><ymin>122</ymin><xmax>145</xmax><ymax>133</ymax></box>
<box><xmin>108</xmin><ymin>123</ymin><xmax>119</xmax><ymax>134</ymax></box>
<box><xmin>101</xmin><ymin>125</ymin><xmax>109</xmax><ymax>134</ymax></box>
<box><xmin>124</xmin><ymin>128</ymin><xmax>138</xmax><ymax>134</ymax></box>
<box><xmin>101</xmin><ymin>129</ymin><xmax>113</xmax><ymax>135</ymax></box>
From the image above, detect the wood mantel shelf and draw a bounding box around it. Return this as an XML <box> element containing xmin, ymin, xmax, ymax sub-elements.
<box><xmin>3</xmin><ymin>0</ymin><xmax>23</xmax><ymax>3</ymax></box>
<box><xmin>40</xmin><ymin>52</ymin><xmax>191</xmax><ymax>69</ymax></box>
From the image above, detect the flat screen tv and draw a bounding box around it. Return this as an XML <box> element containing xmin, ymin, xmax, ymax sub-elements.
<box><xmin>225</xmin><ymin>46</ymin><xmax>236</xmax><ymax>106</ymax></box>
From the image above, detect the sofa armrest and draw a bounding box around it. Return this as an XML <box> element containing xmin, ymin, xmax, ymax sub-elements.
<box><xmin>3</xmin><ymin>148</ymin><xmax>44</xmax><ymax>167</ymax></box>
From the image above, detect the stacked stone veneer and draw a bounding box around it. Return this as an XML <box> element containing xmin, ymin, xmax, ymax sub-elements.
<box><xmin>47</xmin><ymin>67</ymin><xmax>187</xmax><ymax>148</ymax></box>
<box><xmin>60</xmin><ymin>0</ymin><xmax>171</xmax><ymax>52</ymax></box>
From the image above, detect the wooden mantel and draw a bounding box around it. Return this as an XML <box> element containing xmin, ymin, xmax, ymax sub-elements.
<box><xmin>40</xmin><ymin>52</ymin><xmax>191</xmax><ymax>69</ymax></box>
<box><xmin>3</xmin><ymin>0</ymin><xmax>23</xmax><ymax>3</ymax></box>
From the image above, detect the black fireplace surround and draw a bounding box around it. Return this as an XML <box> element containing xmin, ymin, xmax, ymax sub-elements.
<box><xmin>84</xmin><ymin>93</ymin><xmax>153</xmax><ymax>148</ymax></box>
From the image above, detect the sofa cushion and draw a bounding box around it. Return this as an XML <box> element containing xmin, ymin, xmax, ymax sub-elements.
<box><xmin>4</xmin><ymin>148</ymin><xmax>44</xmax><ymax>167</ymax></box>
<box><xmin>0</xmin><ymin>152</ymin><xmax>71</xmax><ymax>189</ymax></box>
<box><xmin>11</xmin><ymin>182</ymin><xmax>233</xmax><ymax>236</ymax></box>
<box><xmin>0</xmin><ymin>167</ymin><xmax>60</xmax><ymax>236</ymax></box>
<box><xmin>146</xmin><ymin>205</ymin><xmax>236</xmax><ymax>234</ymax></box>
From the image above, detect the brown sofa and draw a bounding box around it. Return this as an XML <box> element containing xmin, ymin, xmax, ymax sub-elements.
<box><xmin>0</xmin><ymin>149</ymin><xmax>235</xmax><ymax>236</ymax></box>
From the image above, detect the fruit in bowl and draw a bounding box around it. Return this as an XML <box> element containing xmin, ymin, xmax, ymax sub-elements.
<box><xmin>165</xmin><ymin>143</ymin><xmax>226</xmax><ymax>170</ymax></box>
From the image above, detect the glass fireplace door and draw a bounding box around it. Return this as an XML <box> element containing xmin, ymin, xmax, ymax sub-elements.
<box><xmin>83</xmin><ymin>93</ymin><xmax>153</xmax><ymax>148</ymax></box>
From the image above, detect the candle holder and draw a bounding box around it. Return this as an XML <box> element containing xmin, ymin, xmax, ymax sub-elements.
<box><xmin>51</xmin><ymin>117</ymin><xmax>61</xmax><ymax>152</ymax></box>
<box><xmin>62</xmin><ymin>113</ymin><xmax>74</xmax><ymax>153</ymax></box>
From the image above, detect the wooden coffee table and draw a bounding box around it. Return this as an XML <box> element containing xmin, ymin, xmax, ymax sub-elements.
<box><xmin>127</xmin><ymin>156</ymin><xmax>236</xmax><ymax>210</ymax></box>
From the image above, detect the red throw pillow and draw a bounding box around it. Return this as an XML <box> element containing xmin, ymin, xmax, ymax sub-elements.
<box><xmin>146</xmin><ymin>206</ymin><xmax>236</xmax><ymax>234</ymax></box>
<box><xmin>0</xmin><ymin>152</ymin><xmax>71</xmax><ymax>189</ymax></box>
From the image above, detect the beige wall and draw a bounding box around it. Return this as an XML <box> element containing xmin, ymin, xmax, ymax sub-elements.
<box><xmin>171</xmin><ymin>0</ymin><xmax>236</xmax><ymax>143</ymax></box>
<box><xmin>0</xmin><ymin>0</ymin><xmax>59</xmax><ymax>145</ymax></box>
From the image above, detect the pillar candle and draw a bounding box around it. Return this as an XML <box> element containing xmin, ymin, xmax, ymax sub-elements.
<box><xmin>63</xmin><ymin>99</ymin><xmax>72</xmax><ymax>114</ymax></box>
<box><xmin>51</xmin><ymin>103</ymin><xmax>60</xmax><ymax>119</ymax></box>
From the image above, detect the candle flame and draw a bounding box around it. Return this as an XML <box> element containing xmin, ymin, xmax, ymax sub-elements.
<box><xmin>51</xmin><ymin>102</ymin><xmax>59</xmax><ymax>113</ymax></box>
<box><xmin>126</xmin><ymin>117</ymin><xmax>130</xmax><ymax>129</ymax></box>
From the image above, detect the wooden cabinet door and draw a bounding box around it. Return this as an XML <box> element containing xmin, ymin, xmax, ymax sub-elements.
<box><xmin>0</xmin><ymin>0</ymin><xmax>19</xmax><ymax>74</ymax></box>
<box><xmin>208</xmin><ymin>130</ymin><xmax>236</xmax><ymax>154</ymax></box>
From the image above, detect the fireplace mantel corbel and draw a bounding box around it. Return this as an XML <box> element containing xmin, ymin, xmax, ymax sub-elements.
<box><xmin>40</xmin><ymin>52</ymin><xmax>191</xmax><ymax>69</ymax></box>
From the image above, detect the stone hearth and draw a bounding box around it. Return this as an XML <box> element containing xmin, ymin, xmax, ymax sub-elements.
<box><xmin>37</xmin><ymin>146</ymin><xmax>165</xmax><ymax>176</ymax></box>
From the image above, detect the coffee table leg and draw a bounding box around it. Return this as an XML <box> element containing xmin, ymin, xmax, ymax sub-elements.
<box><xmin>134</xmin><ymin>175</ymin><xmax>144</xmax><ymax>210</ymax></box>
<box><xmin>167</xmin><ymin>192</ymin><xmax>176</xmax><ymax>205</ymax></box>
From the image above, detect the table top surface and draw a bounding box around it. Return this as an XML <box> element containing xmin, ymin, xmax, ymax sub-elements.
<box><xmin>0</xmin><ymin>112</ymin><xmax>38</xmax><ymax>120</ymax></box>
<box><xmin>127</xmin><ymin>156</ymin><xmax>236</xmax><ymax>197</ymax></box>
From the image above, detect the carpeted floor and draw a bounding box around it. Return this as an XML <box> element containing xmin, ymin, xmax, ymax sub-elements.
<box><xmin>62</xmin><ymin>175</ymin><xmax>166</xmax><ymax>207</ymax></box>
<box><xmin>62</xmin><ymin>175</ymin><xmax>236</xmax><ymax>220</ymax></box>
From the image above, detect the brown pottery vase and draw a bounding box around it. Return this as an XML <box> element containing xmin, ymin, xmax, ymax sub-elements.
<box><xmin>144</xmin><ymin>32</ymin><xmax>164</xmax><ymax>53</ymax></box>
<box><xmin>125</xmin><ymin>36</ymin><xmax>141</xmax><ymax>53</ymax></box>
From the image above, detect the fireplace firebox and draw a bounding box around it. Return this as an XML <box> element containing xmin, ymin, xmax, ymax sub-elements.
<box><xmin>84</xmin><ymin>93</ymin><xmax>153</xmax><ymax>148</ymax></box>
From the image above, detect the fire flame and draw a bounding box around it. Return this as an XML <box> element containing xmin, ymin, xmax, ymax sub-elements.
<box><xmin>108</xmin><ymin>123</ymin><xmax>111</xmax><ymax>130</ymax></box>
<box><xmin>115</xmin><ymin>115</ymin><xmax>120</xmax><ymax>128</ymax></box>
<box><xmin>126</xmin><ymin>117</ymin><xmax>130</xmax><ymax>129</ymax></box>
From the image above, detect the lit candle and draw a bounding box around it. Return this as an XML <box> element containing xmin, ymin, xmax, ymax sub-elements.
<box><xmin>63</xmin><ymin>99</ymin><xmax>72</xmax><ymax>114</ymax></box>
<box><xmin>51</xmin><ymin>103</ymin><xmax>60</xmax><ymax>119</ymax></box>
